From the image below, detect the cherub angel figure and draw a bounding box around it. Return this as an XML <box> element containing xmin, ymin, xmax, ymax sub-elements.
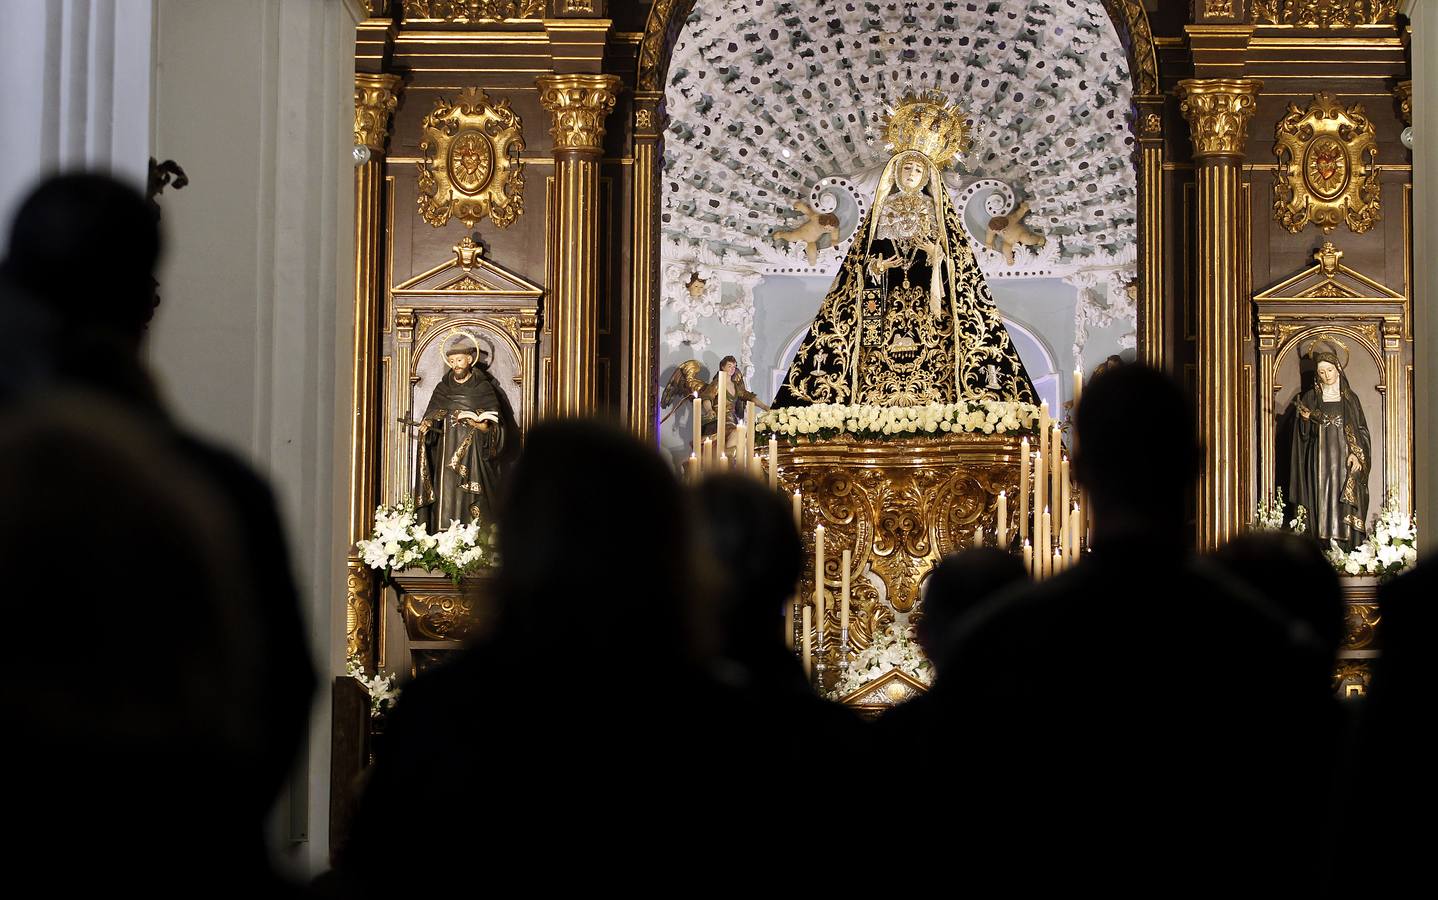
<box><xmin>661</xmin><ymin>355</ymin><xmax>770</xmax><ymax>454</ymax></box>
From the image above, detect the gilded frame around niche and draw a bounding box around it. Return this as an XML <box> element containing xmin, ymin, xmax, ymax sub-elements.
<box><xmin>417</xmin><ymin>87</ymin><xmax>526</xmax><ymax>229</ymax></box>
<box><xmin>1273</xmin><ymin>92</ymin><xmax>1381</xmax><ymax>235</ymax></box>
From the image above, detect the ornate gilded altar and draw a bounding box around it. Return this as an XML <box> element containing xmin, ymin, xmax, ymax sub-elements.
<box><xmin>778</xmin><ymin>432</ymin><xmax>1022</xmax><ymax>697</ymax></box>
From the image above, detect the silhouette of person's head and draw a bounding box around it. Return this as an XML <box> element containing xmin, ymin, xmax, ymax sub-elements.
<box><xmin>1212</xmin><ymin>531</ymin><xmax>1344</xmax><ymax>673</ymax></box>
<box><xmin>2</xmin><ymin>174</ymin><xmax>159</xmax><ymax>343</ymax></box>
<box><xmin>919</xmin><ymin>547</ymin><xmax>1027</xmax><ymax>669</ymax></box>
<box><xmin>1073</xmin><ymin>363</ymin><xmax>1197</xmax><ymax>540</ymax></box>
<box><xmin>496</xmin><ymin>419</ymin><xmax>695</xmax><ymax>658</ymax></box>
<box><xmin>692</xmin><ymin>473</ymin><xmax>802</xmax><ymax>655</ymax></box>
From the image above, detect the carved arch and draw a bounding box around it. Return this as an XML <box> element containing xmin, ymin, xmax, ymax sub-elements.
<box><xmin>639</xmin><ymin>0</ymin><xmax>1159</xmax><ymax>103</ymax></box>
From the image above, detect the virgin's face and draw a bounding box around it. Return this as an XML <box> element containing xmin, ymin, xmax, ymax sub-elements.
<box><xmin>897</xmin><ymin>158</ymin><xmax>928</xmax><ymax>192</ymax></box>
<box><xmin>1316</xmin><ymin>361</ymin><xmax>1339</xmax><ymax>386</ymax></box>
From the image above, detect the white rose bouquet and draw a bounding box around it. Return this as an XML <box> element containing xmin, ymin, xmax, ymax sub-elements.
<box><xmin>1326</xmin><ymin>497</ymin><xmax>1418</xmax><ymax>580</ymax></box>
<box><xmin>831</xmin><ymin>623</ymin><xmax>934</xmax><ymax>698</ymax></box>
<box><xmin>758</xmin><ymin>400</ymin><xmax>1041</xmax><ymax>443</ymax></box>
<box><xmin>356</xmin><ymin>500</ymin><xmax>493</xmax><ymax>582</ymax></box>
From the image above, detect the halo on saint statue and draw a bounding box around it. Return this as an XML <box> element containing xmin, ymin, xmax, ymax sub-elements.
<box><xmin>1299</xmin><ymin>335</ymin><xmax>1350</xmax><ymax>370</ymax></box>
<box><xmin>444</xmin><ymin>327</ymin><xmax>488</xmax><ymax>363</ymax></box>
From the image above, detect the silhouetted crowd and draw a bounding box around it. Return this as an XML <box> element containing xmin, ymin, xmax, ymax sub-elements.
<box><xmin>2</xmin><ymin>174</ymin><xmax>1429</xmax><ymax>897</ymax></box>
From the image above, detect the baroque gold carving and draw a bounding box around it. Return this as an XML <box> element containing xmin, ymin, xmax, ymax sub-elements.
<box><xmin>1205</xmin><ymin>0</ymin><xmax>1234</xmax><ymax>16</ymax></box>
<box><xmin>402</xmin><ymin>0</ymin><xmax>543</xmax><ymax>21</ymax></box>
<box><xmin>1333</xmin><ymin>660</ymin><xmax>1371</xmax><ymax>696</ymax></box>
<box><xmin>1254</xmin><ymin>0</ymin><xmax>1396</xmax><ymax>26</ymax></box>
<box><xmin>536</xmin><ymin>74</ymin><xmax>622</xmax><ymax>153</ymax></box>
<box><xmin>345</xmin><ymin>561</ymin><xmax>376</xmax><ymax>663</ymax></box>
<box><xmin>1273</xmin><ymin>92</ymin><xmax>1380</xmax><ymax>235</ymax></box>
<box><xmin>1343</xmin><ymin>602</ymin><xmax>1380</xmax><ymax>649</ymax></box>
<box><xmin>355</xmin><ymin>73</ymin><xmax>403</xmax><ymax>154</ymax></box>
<box><xmin>1177</xmin><ymin>79</ymin><xmax>1262</xmax><ymax>159</ymax></box>
<box><xmin>1141</xmin><ymin>111</ymin><xmax>1162</xmax><ymax>136</ymax></box>
<box><xmin>403</xmin><ymin>593</ymin><xmax>479</xmax><ymax>641</ymax></box>
<box><xmin>417</xmin><ymin>88</ymin><xmax>525</xmax><ymax>229</ymax></box>
<box><xmin>1099</xmin><ymin>0</ymin><xmax>1159</xmax><ymax>96</ymax></box>
<box><xmin>1394</xmin><ymin>81</ymin><xmax>1411</xmax><ymax>128</ymax></box>
<box><xmin>782</xmin><ymin>434</ymin><xmax>1019</xmax><ymax>656</ymax></box>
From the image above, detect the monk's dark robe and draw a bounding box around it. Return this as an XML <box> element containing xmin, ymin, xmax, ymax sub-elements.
<box><xmin>1289</xmin><ymin>379</ymin><xmax>1370</xmax><ymax>548</ymax></box>
<box><xmin>415</xmin><ymin>366</ymin><xmax>513</xmax><ymax>531</ymax></box>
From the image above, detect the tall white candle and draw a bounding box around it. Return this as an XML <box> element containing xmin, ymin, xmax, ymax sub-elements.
<box><xmin>692</xmin><ymin>392</ymin><xmax>702</xmax><ymax>460</ymax></box>
<box><xmin>1039</xmin><ymin>399</ymin><xmax>1049</xmax><ymax>443</ymax></box>
<box><xmin>840</xmin><ymin>549</ymin><xmax>851</xmax><ymax>637</ymax></box>
<box><xmin>1040</xmin><ymin>508</ymin><xmax>1051</xmax><ymax>578</ymax></box>
<box><xmin>815</xmin><ymin>524</ymin><xmax>826</xmax><ymax>611</ymax></box>
<box><xmin>997</xmin><ymin>490</ymin><xmax>1008</xmax><ymax>548</ymax></box>
<box><xmin>1050</xmin><ymin>425</ymin><xmax>1062</xmax><ymax>538</ymax></box>
<box><xmin>768</xmin><ymin>436</ymin><xmax>779</xmax><ymax>490</ymax></box>
<box><xmin>792</xmin><ymin>490</ymin><xmax>802</xmax><ymax>528</ymax></box>
<box><xmin>1023</xmin><ymin>540</ymin><xmax>1033</xmax><ymax>577</ymax></box>
<box><xmin>974</xmin><ymin>525</ymin><xmax>983</xmax><ymax>547</ymax></box>
<box><xmin>733</xmin><ymin>423</ymin><xmax>745</xmax><ymax>472</ymax></box>
<box><xmin>802</xmin><ymin>605</ymin><xmax>812</xmax><ymax>677</ymax></box>
<box><xmin>1060</xmin><ymin>455</ymin><xmax>1071</xmax><ymax>551</ymax></box>
<box><xmin>716</xmin><ymin>372</ymin><xmax>727</xmax><ymax>466</ymax></box>
<box><xmin>1034</xmin><ymin>450</ymin><xmax>1046</xmax><ymax>540</ymax></box>
<box><xmin>1019</xmin><ymin>437</ymin><xmax>1030</xmax><ymax>544</ymax></box>
<box><xmin>1073</xmin><ymin>367</ymin><xmax>1083</xmax><ymax>412</ymax></box>
<box><xmin>785</xmin><ymin>597</ymin><xmax>794</xmax><ymax>650</ymax></box>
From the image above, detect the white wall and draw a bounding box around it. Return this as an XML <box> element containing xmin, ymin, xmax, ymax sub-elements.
<box><xmin>0</xmin><ymin>0</ymin><xmax>154</xmax><ymax>233</ymax></box>
<box><xmin>149</xmin><ymin>0</ymin><xmax>361</xmax><ymax>872</ymax></box>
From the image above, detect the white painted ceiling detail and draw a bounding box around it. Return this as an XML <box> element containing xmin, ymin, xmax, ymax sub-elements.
<box><xmin>661</xmin><ymin>0</ymin><xmax>1138</xmax><ymax>267</ymax></box>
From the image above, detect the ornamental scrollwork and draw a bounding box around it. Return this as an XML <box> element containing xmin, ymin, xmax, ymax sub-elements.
<box><xmin>354</xmin><ymin>74</ymin><xmax>402</xmax><ymax>153</ymax></box>
<box><xmin>402</xmin><ymin>0</ymin><xmax>543</xmax><ymax>22</ymax></box>
<box><xmin>416</xmin><ymin>87</ymin><xmax>526</xmax><ymax>229</ymax></box>
<box><xmin>1177</xmin><ymin>79</ymin><xmax>1262</xmax><ymax>159</ymax></box>
<box><xmin>1253</xmin><ymin>0</ymin><xmax>1397</xmax><ymax>26</ymax></box>
<box><xmin>536</xmin><ymin>74</ymin><xmax>622</xmax><ymax>153</ymax></box>
<box><xmin>345</xmin><ymin>562</ymin><xmax>377</xmax><ymax>664</ymax></box>
<box><xmin>1273</xmin><ymin>92</ymin><xmax>1380</xmax><ymax>235</ymax></box>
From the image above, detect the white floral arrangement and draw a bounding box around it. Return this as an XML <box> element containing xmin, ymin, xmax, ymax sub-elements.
<box><xmin>346</xmin><ymin>656</ymin><xmax>400</xmax><ymax>719</ymax></box>
<box><xmin>832</xmin><ymin>623</ymin><xmax>934</xmax><ymax>698</ymax></box>
<box><xmin>757</xmin><ymin>400</ymin><xmax>1041</xmax><ymax>441</ymax></box>
<box><xmin>356</xmin><ymin>500</ymin><xmax>492</xmax><ymax>582</ymax></box>
<box><xmin>1326</xmin><ymin>497</ymin><xmax>1419</xmax><ymax>579</ymax></box>
<box><xmin>1252</xmin><ymin>488</ymin><xmax>1308</xmax><ymax>534</ymax></box>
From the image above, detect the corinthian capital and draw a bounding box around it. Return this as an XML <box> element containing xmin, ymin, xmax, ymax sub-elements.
<box><xmin>1176</xmin><ymin>78</ymin><xmax>1262</xmax><ymax>160</ymax></box>
<box><xmin>536</xmin><ymin>74</ymin><xmax>622</xmax><ymax>154</ymax></box>
<box><xmin>355</xmin><ymin>73</ymin><xmax>404</xmax><ymax>154</ymax></box>
<box><xmin>1395</xmin><ymin>80</ymin><xmax>1412</xmax><ymax>127</ymax></box>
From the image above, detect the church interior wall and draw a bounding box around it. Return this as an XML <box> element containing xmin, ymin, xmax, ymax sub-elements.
<box><xmin>148</xmin><ymin>0</ymin><xmax>362</xmax><ymax>872</ymax></box>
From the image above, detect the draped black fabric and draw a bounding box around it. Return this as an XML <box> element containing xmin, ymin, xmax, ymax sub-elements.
<box><xmin>1289</xmin><ymin>370</ymin><xmax>1370</xmax><ymax>548</ymax></box>
<box><xmin>773</xmin><ymin>161</ymin><xmax>1036</xmax><ymax>408</ymax></box>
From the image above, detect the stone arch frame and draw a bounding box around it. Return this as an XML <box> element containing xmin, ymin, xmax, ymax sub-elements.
<box><xmin>628</xmin><ymin>0</ymin><xmax>1164</xmax><ymax>435</ymax></box>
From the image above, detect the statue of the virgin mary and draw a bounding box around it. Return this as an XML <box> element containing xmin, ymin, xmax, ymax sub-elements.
<box><xmin>773</xmin><ymin>93</ymin><xmax>1037</xmax><ymax>408</ymax></box>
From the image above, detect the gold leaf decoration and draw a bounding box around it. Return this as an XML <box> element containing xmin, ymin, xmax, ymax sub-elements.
<box><xmin>416</xmin><ymin>87</ymin><xmax>526</xmax><ymax>229</ymax></box>
<box><xmin>1273</xmin><ymin>92</ymin><xmax>1380</xmax><ymax>235</ymax></box>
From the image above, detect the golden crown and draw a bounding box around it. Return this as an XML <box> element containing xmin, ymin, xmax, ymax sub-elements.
<box><xmin>878</xmin><ymin>91</ymin><xmax>973</xmax><ymax>169</ymax></box>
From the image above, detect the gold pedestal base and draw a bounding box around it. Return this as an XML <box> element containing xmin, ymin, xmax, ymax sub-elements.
<box><xmin>779</xmin><ymin>432</ymin><xmax>1023</xmax><ymax>697</ymax></box>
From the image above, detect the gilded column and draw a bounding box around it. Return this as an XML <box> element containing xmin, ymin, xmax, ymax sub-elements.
<box><xmin>1135</xmin><ymin>94</ymin><xmax>1165</xmax><ymax>370</ymax></box>
<box><xmin>1177</xmin><ymin>78</ymin><xmax>1261</xmax><ymax>550</ymax></box>
<box><xmin>629</xmin><ymin>91</ymin><xmax>664</xmax><ymax>439</ymax></box>
<box><xmin>347</xmin><ymin>72</ymin><xmax>402</xmax><ymax>667</ymax></box>
<box><xmin>537</xmin><ymin>73</ymin><xmax>622</xmax><ymax>417</ymax></box>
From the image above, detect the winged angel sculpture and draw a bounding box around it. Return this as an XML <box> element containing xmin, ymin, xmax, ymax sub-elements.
<box><xmin>661</xmin><ymin>356</ymin><xmax>770</xmax><ymax>454</ymax></box>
